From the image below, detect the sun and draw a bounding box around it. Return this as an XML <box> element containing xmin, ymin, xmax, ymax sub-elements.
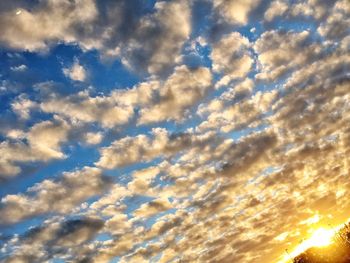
<box><xmin>278</xmin><ymin>227</ymin><xmax>336</xmax><ymax>263</ymax></box>
<box><xmin>307</xmin><ymin>227</ymin><xmax>335</xmax><ymax>247</ymax></box>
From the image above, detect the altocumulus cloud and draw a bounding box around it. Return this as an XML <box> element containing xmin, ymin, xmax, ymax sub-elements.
<box><xmin>0</xmin><ymin>0</ymin><xmax>349</xmax><ymax>263</ymax></box>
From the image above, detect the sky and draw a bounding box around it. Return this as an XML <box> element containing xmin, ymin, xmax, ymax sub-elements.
<box><xmin>0</xmin><ymin>0</ymin><xmax>349</xmax><ymax>262</ymax></box>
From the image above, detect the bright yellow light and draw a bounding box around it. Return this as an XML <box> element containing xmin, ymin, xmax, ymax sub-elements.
<box><xmin>277</xmin><ymin>227</ymin><xmax>336</xmax><ymax>263</ymax></box>
<box><xmin>307</xmin><ymin>228</ymin><xmax>334</xmax><ymax>247</ymax></box>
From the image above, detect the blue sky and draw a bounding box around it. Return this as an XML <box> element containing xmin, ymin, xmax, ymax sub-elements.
<box><xmin>0</xmin><ymin>0</ymin><xmax>349</xmax><ymax>262</ymax></box>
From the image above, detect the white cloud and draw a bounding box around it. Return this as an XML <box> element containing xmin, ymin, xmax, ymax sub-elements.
<box><xmin>96</xmin><ymin>128</ymin><xmax>185</xmax><ymax>169</ymax></box>
<box><xmin>0</xmin><ymin>0</ymin><xmax>191</xmax><ymax>75</ymax></box>
<box><xmin>290</xmin><ymin>0</ymin><xmax>335</xmax><ymax>20</ymax></box>
<box><xmin>211</xmin><ymin>32</ymin><xmax>252</xmax><ymax>87</ymax></box>
<box><xmin>0</xmin><ymin>119</ymin><xmax>71</xmax><ymax>178</ymax></box>
<box><xmin>84</xmin><ymin>132</ymin><xmax>103</xmax><ymax>145</ymax></box>
<box><xmin>63</xmin><ymin>59</ymin><xmax>87</xmax><ymax>82</ymax></box>
<box><xmin>254</xmin><ymin>30</ymin><xmax>322</xmax><ymax>81</ymax></box>
<box><xmin>39</xmin><ymin>65</ymin><xmax>211</xmax><ymax>128</ymax></box>
<box><xmin>133</xmin><ymin>197</ymin><xmax>173</xmax><ymax>219</ymax></box>
<box><xmin>138</xmin><ymin>66</ymin><xmax>212</xmax><ymax>124</ymax></box>
<box><xmin>0</xmin><ymin>0</ymin><xmax>98</xmax><ymax>51</ymax></box>
<box><xmin>11</xmin><ymin>94</ymin><xmax>38</xmax><ymax>119</ymax></box>
<box><xmin>40</xmin><ymin>90</ymin><xmax>134</xmax><ymax>128</ymax></box>
<box><xmin>264</xmin><ymin>0</ymin><xmax>288</xmax><ymax>21</ymax></box>
<box><xmin>105</xmin><ymin>213</ymin><xmax>132</xmax><ymax>235</ymax></box>
<box><xmin>127</xmin><ymin>166</ymin><xmax>160</xmax><ymax>195</ymax></box>
<box><xmin>213</xmin><ymin>0</ymin><xmax>261</xmax><ymax>25</ymax></box>
<box><xmin>10</xmin><ymin>64</ymin><xmax>27</xmax><ymax>72</ymax></box>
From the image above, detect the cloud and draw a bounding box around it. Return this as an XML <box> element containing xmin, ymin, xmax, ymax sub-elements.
<box><xmin>87</xmin><ymin>184</ymin><xmax>131</xmax><ymax>219</ymax></box>
<box><xmin>211</xmin><ymin>32</ymin><xmax>253</xmax><ymax>87</ymax></box>
<box><xmin>1</xmin><ymin>1</ymin><xmax>350</xmax><ymax>262</ymax></box>
<box><xmin>317</xmin><ymin>0</ymin><xmax>350</xmax><ymax>41</ymax></box>
<box><xmin>262</xmin><ymin>0</ymin><xmax>339</xmax><ymax>27</ymax></box>
<box><xmin>198</xmin><ymin>79</ymin><xmax>278</xmax><ymax>132</ymax></box>
<box><xmin>138</xmin><ymin>66</ymin><xmax>212</xmax><ymax>124</ymax></box>
<box><xmin>254</xmin><ymin>30</ymin><xmax>323</xmax><ymax>81</ymax></box>
<box><xmin>96</xmin><ymin>127</ymin><xmax>220</xmax><ymax>171</ymax></box>
<box><xmin>84</xmin><ymin>132</ymin><xmax>103</xmax><ymax>145</ymax></box>
<box><xmin>0</xmin><ymin>0</ymin><xmax>98</xmax><ymax>51</ymax></box>
<box><xmin>290</xmin><ymin>0</ymin><xmax>335</xmax><ymax>20</ymax></box>
<box><xmin>40</xmin><ymin>90</ymin><xmax>134</xmax><ymax>128</ymax></box>
<box><xmin>2</xmin><ymin>217</ymin><xmax>104</xmax><ymax>262</ymax></box>
<box><xmin>10</xmin><ymin>64</ymin><xmax>27</xmax><ymax>72</ymax></box>
<box><xmin>0</xmin><ymin>118</ymin><xmax>70</xmax><ymax>179</ymax></box>
<box><xmin>127</xmin><ymin>166</ymin><xmax>160</xmax><ymax>196</ymax></box>
<box><xmin>96</xmin><ymin>128</ymin><xmax>195</xmax><ymax>169</ymax></box>
<box><xmin>0</xmin><ymin>167</ymin><xmax>111</xmax><ymax>224</ymax></box>
<box><xmin>118</xmin><ymin>0</ymin><xmax>191</xmax><ymax>75</ymax></box>
<box><xmin>27</xmin><ymin>119</ymin><xmax>70</xmax><ymax>159</ymax></box>
<box><xmin>4</xmin><ymin>78</ymin><xmax>350</xmax><ymax>262</ymax></box>
<box><xmin>11</xmin><ymin>94</ymin><xmax>37</xmax><ymax>119</ymax></box>
<box><xmin>83</xmin><ymin>64</ymin><xmax>350</xmax><ymax>263</ymax></box>
<box><xmin>63</xmin><ymin>59</ymin><xmax>87</xmax><ymax>82</ymax></box>
<box><xmin>105</xmin><ymin>213</ymin><xmax>132</xmax><ymax>235</ymax></box>
<box><xmin>213</xmin><ymin>0</ymin><xmax>261</xmax><ymax>25</ymax></box>
<box><xmin>0</xmin><ymin>0</ymin><xmax>191</xmax><ymax>75</ymax></box>
<box><xmin>133</xmin><ymin>197</ymin><xmax>173</xmax><ymax>219</ymax></box>
<box><xmin>38</xmin><ymin>65</ymin><xmax>211</xmax><ymax>128</ymax></box>
<box><xmin>264</xmin><ymin>0</ymin><xmax>288</xmax><ymax>21</ymax></box>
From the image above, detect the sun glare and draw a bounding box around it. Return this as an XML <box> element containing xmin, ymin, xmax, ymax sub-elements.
<box><xmin>278</xmin><ymin>227</ymin><xmax>337</xmax><ymax>263</ymax></box>
<box><xmin>307</xmin><ymin>228</ymin><xmax>334</xmax><ymax>247</ymax></box>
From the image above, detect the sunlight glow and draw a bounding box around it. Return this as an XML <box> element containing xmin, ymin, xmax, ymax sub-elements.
<box><xmin>278</xmin><ymin>226</ymin><xmax>337</xmax><ymax>263</ymax></box>
<box><xmin>307</xmin><ymin>228</ymin><xmax>334</xmax><ymax>247</ymax></box>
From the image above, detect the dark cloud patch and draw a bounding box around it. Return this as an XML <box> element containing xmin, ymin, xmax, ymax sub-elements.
<box><xmin>3</xmin><ymin>217</ymin><xmax>104</xmax><ymax>262</ymax></box>
<box><xmin>0</xmin><ymin>167</ymin><xmax>112</xmax><ymax>224</ymax></box>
